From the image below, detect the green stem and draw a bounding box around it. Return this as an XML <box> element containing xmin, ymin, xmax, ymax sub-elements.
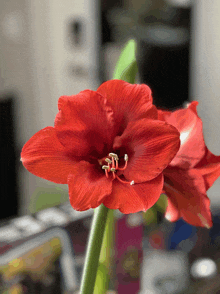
<box><xmin>94</xmin><ymin>209</ymin><xmax>115</xmax><ymax>294</ymax></box>
<box><xmin>80</xmin><ymin>204</ymin><xmax>110</xmax><ymax>294</ymax></box>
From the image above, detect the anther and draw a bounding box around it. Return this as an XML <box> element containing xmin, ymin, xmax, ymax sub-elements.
<box><xmin>105</xmin><ymin>158</ymin><xmax>112</xmax><ymax>164</ymax></box>
<box><xmin>102</xmin><ymin>165</ymin><xmax>109</xmax><ymax>170</ymax></box>
<box><xmin>130</xmin><ymin>180</ymin><xmax>135</xmax><ymax>185</ymax></box>
<box><xmin>110</xmin><ymin>168</ymin><xmax>116</xmax><ymax>172</ymax></box>
<box><xmin>124</xmin><ymin>154</ymin><xmax>128</xmax><ymax>161</ymax></box>
<box><xmin>109</xmin><ymin>153</ymin><xmax>119</xmax><ymax>160</ymax></box>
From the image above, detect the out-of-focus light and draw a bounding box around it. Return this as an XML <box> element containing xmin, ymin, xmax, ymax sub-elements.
<box><xmin>190</xmin><ymin>258</ymin><xmax>217</xmax><ymax>278</ymax></box>
<box><xmin>127</xmin><ymin>213</ymin><xmax>143</xmax><ymax>227</ymax></box>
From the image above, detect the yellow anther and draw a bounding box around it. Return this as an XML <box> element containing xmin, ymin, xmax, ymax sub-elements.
<box><xmin>110</xmin><ymin>168</ymin><xmax>116</xmax><ymax>172</ymax></box>
<box><xmin>105</xmin><ymin>158</ymin><xmax>112</xmax><ymax>164</ymax></box>
<box><xmin>109</xmin><ymin>153</ymin><xmax>119</xmax><ymax>160</ymax></box>
<box><xmin>102</xmin><ymin>165</ymin><xmax>109</xmax><ymax>170</ymax></box>
<box><xmin>124</xmin><ymin>154</ymin><xmax>128</xmax><ymax>162</ymax></box>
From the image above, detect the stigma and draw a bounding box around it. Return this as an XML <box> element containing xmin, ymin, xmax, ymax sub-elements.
<box><xmin>102</xmin><ymin>153</ymin><xmax>134</xmax><ymax>185</ymax></box>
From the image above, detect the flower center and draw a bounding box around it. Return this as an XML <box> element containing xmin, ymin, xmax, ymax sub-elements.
<box><xmin>101</xmin><ymin>152</ymin><xmax>134</xmax><ymax>185</ymax></box>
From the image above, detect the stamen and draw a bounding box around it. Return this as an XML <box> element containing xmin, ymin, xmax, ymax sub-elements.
<box><xmin>102</xmin><ymin>165</ymin><xmax>110</xmax><ymax>178</ymax></box>
<box><xmin>109</xmin><ymin>153</ymin><xmax>119</xmax><ymax>160</ymax></box>
<box><xmin>102</xmin><ymin>165</ymin><xmax>109</xmax><ymax>170</ymax></box>
<box><xmin>117</xmin><ymin>160</ymin><xmax>127</xmax><ymax>171</ymax></box>
<box><xmin>115</xmin><ymin>175</ymin><xmax>134</xmax><ymax>185</ymax></box>
<box><xmin>105</xmin><ymin>158</ymin><xmax>112</xmax><ymax>164</ymax></box>
<box><xmin>101</xmin><ymin>152</ymin><xmax>134</xmax><ymax>185</ymax></box>
<box><xmin>115</xmin><ymin>159</ymin><xmax>118</xmax><ymax>169</ymax></box>
<box><xmin>111</xmin><ymin>158</ymin><xmax>115</xmax><ymax>168</ymax></box>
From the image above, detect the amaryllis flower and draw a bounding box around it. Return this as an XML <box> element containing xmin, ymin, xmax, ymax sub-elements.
<box><xmin>21</xmin><ymin>80</ymin><xmax>180</xmax><ymax>214</ymax></box>
<box><xmin>159</xmin><ymin>101</ymin><xmax>220</xmax><ymax>228</ymax></box>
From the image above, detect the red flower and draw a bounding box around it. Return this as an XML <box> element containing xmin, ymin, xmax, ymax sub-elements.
<box><xmin>21</xmin><ymin>80</ymin><xmax>180</xmax><ymax>213</ymax></box>
<box><xmin>159</xmin><ymin>101</ymin><xmax>220</xmax><ymax>227</ymax></box>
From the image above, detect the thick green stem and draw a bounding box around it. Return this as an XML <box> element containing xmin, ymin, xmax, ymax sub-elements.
<box><xmin>94</xmin><ymin>209</ymin><xmax>115</xmax><ymax>294</ymax></box>
<box><xmin>79</xmin><ymin>204</ymin><xmax>110</xmax><ymax>294</ymax></box>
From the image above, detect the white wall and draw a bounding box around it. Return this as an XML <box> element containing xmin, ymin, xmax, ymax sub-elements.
<box><xmin>0</xmin><ymin>0</ymin><xmax>100</xmax><ymax>215</ymax></box>
<box><xmin>27</xmin><ymin>0</ymin><xmax>100</xmax><ymax>130</ymax></box>
<box><xmin>191</xmin><ymin>0</ymin><xmax>220</xmax><ymax>210</ymax></box>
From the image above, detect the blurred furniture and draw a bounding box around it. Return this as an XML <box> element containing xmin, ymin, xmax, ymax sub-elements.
<box><xmin>0</xmin><ymin>96</ymin><xmax>18</xmax><ymax>219</ymax></box>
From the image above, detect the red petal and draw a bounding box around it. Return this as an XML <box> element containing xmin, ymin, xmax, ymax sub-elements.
<box><xmin>68</xmin><ymin>161</ymin><xmax>112</xmax><ymax>211</ymax></box>
<box><xmin>54</xmin><ymin>90</ymin><xmax>114</xmax><ymax>157</ymax></box>
<box><xmin>158</xmin><ymin>109</ymin><xmax>172</xmax><ymax>121</ymax></box>
<box><xmin>97</xmin><ymin>80</ymin><xmax>158</xmax><ymax>133</ymax></box>
<box><xmin>103</xmin><ymin>173</ymin><xmax>164</xmax><ymax>213</ymax></box>
<box><xmin>159</xmin><ymin>102</ymin><xmax>206</xmax><ymax>169</ymax></box>
<box><xmin>164</xmin><ymin>168</ymin><xmax>212</xmax><ymax>228</ymax></box>
<box><xmin>187</xmin><ymin>100</ymin><xmax>199</xmax><ymax>114</ymax></box>
<box><xmin>196</xmin><ymin>147</ymin><xmax>220</xmax><ymax>190</ymax></box>
<box><xmin>21</xmin><ymin>127</ymin><xmax>75</xmax><ymax>184</ymax></box>
<box><xmin>113</xmin><ymin>119</ymin><xmax>180</xmax><ymax>183</ymax></box>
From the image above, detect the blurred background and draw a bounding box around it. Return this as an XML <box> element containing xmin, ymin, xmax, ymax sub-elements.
<box><xmin>1</xmin><ymin>0</ymin><xmax>220</xmax><ymax>293</ymax></box>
